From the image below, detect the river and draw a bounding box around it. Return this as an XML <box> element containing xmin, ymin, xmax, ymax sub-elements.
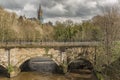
<box><xmin>0</xmin><ymin>70</ymin><xmax>97</xmax><ymax>80</ymax></box>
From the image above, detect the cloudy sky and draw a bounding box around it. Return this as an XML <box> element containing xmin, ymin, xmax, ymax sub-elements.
<box><xmin>0</xmin><ymin>0</ymin><xmax>119</xmax><ymax>23</ymax></box>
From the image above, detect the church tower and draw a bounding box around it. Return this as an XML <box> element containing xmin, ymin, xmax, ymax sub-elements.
<box><xmin>38</xmin><ymin>4</ymin><xmax>43</xmax><ymax>23</ymax></box>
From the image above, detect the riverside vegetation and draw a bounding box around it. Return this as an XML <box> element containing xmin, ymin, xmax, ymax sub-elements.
<box><xmin>0</xmin><ymin>5</ymin><xmax>120</xmax><ymax>80</ymax></box>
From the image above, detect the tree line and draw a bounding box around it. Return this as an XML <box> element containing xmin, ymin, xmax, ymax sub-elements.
<box><xmin>0</xmin><ymin>7</ymin><xmax>101</xmax><ymax>42</ymax></box>
<box><xmin>0</xmin><ymin>6</ymin><xmax>120</xmax><ymax>42</ymax></box>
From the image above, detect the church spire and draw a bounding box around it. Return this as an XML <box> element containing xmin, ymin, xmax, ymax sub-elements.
<box><xmin>38</xmin><ymin>4</ymin><xmax>43</xmax><ymax>23</ymax></box>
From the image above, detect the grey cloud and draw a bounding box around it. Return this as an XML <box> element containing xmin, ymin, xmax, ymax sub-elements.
<box><xmin>0</xmin><ymin>0</ymin><xmax>119</xmax><ymax>23</ymax></box>
<box><xmin>0</xmin><ymin>0</ymin><xmax>26</xmax><ymax>10</ymax></box>
<box><xmin>42</xmin><ymin>0</ymin><xmax>99</xmax><ymax>18</ymax></box>
<box><xmin>23</xmin><ymin>10</ymin><xmax>37</xmax><ymax>18</ymax></box>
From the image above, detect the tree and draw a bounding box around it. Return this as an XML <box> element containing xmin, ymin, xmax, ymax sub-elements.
<box><xmin>92</xmin><ymin>5</ymin><xmax>120</xmax><ymax>80</ymax></box>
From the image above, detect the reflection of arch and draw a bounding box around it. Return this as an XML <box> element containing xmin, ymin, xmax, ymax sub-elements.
<box><xmin>19</xmin><ymin>57</ymin><xmax>60</xmax><ymax>73</ymax></box>
<box><xmin>68</xmin><ymin>58</ymin><xmax>93</xmax><ymax>71</ymax></box>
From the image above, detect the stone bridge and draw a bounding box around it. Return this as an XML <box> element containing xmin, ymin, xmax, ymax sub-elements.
<box><xmin>0</xmin><ymin>42</ymin><xmax>99</xmax><ymax>77</ymax></box>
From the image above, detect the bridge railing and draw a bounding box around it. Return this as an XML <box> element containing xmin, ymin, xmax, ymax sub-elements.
<box><xmin>0</xmin><ymin>41</ymin><xmax>100</xmax><ymax>48</ymax></box>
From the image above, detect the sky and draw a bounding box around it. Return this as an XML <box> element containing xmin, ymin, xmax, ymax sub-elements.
<box><xmin>0</xmin><ymin>0</ymin><xmax>119</xmax><ymax>23</ymax></box>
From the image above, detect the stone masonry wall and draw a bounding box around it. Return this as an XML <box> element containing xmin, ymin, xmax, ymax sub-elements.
<box><xmin>0</xmin><ymin>47</ymin><xmax>96</xmax><ymax>69</ymax></box>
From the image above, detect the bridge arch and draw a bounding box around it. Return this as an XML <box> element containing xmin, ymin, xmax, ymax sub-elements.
<box><xmin>68</xmin><ymin>58</ymin><xmax>93</xmax><ymax>71</ymax></box>
<box><xmin>19</xmin><ymin>56</ymin><xmax>60</xmax><ymax>73</ymax></box>
<box><xmin>19</xmin><ymin>59</ymin><xmax>31</xmax><ymax>71</ymax></box>
<box><xmin>17</xmin><ymin>55</ymin><xmax>60</xmax><ymax>68</ymax></box>
<box><xmin>0</xmin><ymin>65</ymin><xmax>7</xmax><ymax>77</ymax></box>
<box><xmin>11</xmin><ymin>48</ymin><xmax>61</xmax><ymax>68</ymax></box>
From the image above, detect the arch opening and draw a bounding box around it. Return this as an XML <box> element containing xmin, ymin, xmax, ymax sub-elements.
<box><xmin>20</xmin><ymin>57</ymin><xmax>61</xmax><ymax>73</ymax></box>
<box><xmin>0</xmin><ymin>65</ymin><xmax>7</xmax><ymax>77</ymax></box>
<box><xmin>20</xmin><ymin>59</ymin><xmax>31</xmax><ymax>72</ymax></box>
<box><xmin>68</xmin><ymin>58</ymin><xmax>93</xmax><ymax>72</ymax></box>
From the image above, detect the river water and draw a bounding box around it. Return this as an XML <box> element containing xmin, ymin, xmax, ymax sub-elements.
<box><xmin>0</xmin><ymin>72</ymin><xmax>69</xmax><ymax>80</ymax></box>
<box><xmin>0</xmin><ymin>71</ymin><xmax>97</xmax><ymax>80</ymax></box>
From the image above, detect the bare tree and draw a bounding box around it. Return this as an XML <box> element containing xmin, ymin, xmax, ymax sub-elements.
<box><xmin>93</xmin><ymin>5</ymin><xmax>120</xmax><ymax>64</ymax></box>
<box><xmin>92</xmin><ymin>5</ymin><xmax>120</xmax><ymax>80</ymax></box>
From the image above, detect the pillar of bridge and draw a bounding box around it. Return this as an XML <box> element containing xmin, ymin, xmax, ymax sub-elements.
<box><xmin>7</xmin><ymin>66</ymin><xmax>21</xmax><ymax>78</ymax></box>
<box><xmin>4</xmin><ymin>49</ymin><xmax>21</xmax><ymax>78</ymax></box>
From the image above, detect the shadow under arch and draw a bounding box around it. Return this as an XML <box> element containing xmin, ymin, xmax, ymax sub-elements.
<box><xmin>19</xmin><ymin>57</ymin><xmax>61</xmax><ymax>73</ymax></box>
<box><xmin>68</xmin><ymin>58</ymin><xmax>93</xmax><ymax>72</ymax></box>
<box><xmin>19</xmin><ymin>59</ymin><xmax>31</xmax><ymax>72</ymax></box>
<box><xmin>0</xmin><ymin>65</ymin><xmax>7</xmax><ymax>77</ymax></box>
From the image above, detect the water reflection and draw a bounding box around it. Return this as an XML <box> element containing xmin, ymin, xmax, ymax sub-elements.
<box><xmin>0</xmin><ymin>72</ymin><xmax>69</xmax><ymax>80</ymax></box>
<box><xmin>0</xmin><ymin>71</ymin><xmax>97</xmax><ymax>80</ymax></box>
